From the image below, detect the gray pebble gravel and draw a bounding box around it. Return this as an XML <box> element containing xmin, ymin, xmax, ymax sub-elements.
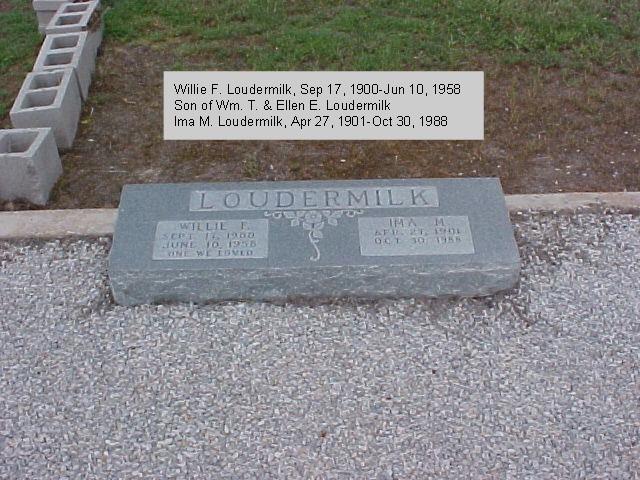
<box><xmin>0</xmin><ymin>210</ymin><xmax>639</xmax><ymax>479</ymax></box>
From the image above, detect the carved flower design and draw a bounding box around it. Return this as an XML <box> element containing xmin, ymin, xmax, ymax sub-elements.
<box><xmin>282</xmin><ymin>211</ymin><xmax>305</xmax><ymax>226</ymax></box>
<box><xmin>265</xmin><ymin>209</ymin><xmax>364</xmax><ymax>261</ymax></box>
<box><xmin>323</xmin><ymin>210</ymin><xmax>343</xmax><ymax>226</ymax></box>
<box><xmin>301</xmin><ymin>211</ymin><xmax>324</xmax><ymax>231</ymax></box>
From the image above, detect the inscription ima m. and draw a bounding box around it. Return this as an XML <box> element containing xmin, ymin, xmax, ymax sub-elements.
<box><xmin>190</xmin><ymin>186</ymin><xmax>439</xmax><ymax>211</ymax></box>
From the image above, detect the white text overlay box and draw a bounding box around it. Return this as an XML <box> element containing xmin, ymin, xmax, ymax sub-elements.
<box><xmin>164</xmin><ymin>71</ymin><xmax>483</xmax><ymax>140</ymax></box>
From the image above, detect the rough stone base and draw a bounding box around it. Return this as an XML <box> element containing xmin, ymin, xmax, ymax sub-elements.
<box><xmin>110</xmin><ymin>264</ymin><xmax>520</xmax><ymax>306</ymax></box>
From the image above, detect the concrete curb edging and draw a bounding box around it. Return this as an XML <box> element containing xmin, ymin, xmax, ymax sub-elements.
<box><xmin>505</xmin><ymin>192</ymin><xmax>640</xmax><ymax>212</ymax></box>
<box><xmin>1</xmin><ymin>192</ymin><xmax>638</xmax><ymax>240</ymax></box>
<box><xmin>0</xmin><ymin>208</ymin><xmax>116</xmax><ymax>239</ymax></box>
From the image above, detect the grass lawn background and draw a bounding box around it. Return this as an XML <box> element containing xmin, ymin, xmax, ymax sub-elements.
<box><xmin>0</xmin><ymin>0</ymin><xmax>638</xmax><ymax>208</ymax></box>
<box><xmin>2</xmin><ymin>0</ymin><xmax>639</xmax><ymax>116</ymax></box>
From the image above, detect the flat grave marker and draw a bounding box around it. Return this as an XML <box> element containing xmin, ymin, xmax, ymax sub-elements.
<box><xmin>108</xmin><ymin>178</ymin><xmax>520</xmax><ymax>305</ymax></box>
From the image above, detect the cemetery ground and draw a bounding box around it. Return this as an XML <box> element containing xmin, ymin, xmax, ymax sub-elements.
<box><xmin>1</xmin><ymin>2</ymin><xmax>640</xmax><ymax>477</ymax></box>
<box><xmin>1</xmin><ymin>0</ymin><xmax>639</xmax><ymax>210</ymax></box>
<box><xmin>2</xmin><ymin>210</ymin><xmax>640</xmax><ymax>477</ymax></box>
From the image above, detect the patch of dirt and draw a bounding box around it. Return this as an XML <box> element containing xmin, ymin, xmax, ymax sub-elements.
<box><xmin>2</xmin><ymin>43</ymin><xmax>639</xmax><ymax>211</ymax></box>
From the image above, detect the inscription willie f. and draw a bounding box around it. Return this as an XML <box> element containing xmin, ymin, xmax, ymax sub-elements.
<box><xmin>153</xmin><ymin>220</ymin><xmax>269</xmax><ymax>260</ymax></box>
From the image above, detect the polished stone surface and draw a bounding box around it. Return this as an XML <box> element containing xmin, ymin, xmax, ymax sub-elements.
<box><xmin>108</xmin><ymin>178</ymin><xmax>520</xmax><ymax>304</ymax></box>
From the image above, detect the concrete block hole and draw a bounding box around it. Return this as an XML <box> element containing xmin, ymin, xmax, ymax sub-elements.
<box><xmin>29</xmin><ymin>71</ymin><xmax>64</xmax><ymax>90</ymax></box>
<box><xmin>55</xmin><ymin>14</ymin><xmax>83</xmax><ymax>26</ymax></box>
<box><xmin>50</xmin><ymin>35</ymin><xmax>80</xmax><ymax>49</ymax></box>
<box><xmin>0</xmin><ymin>131</ymin><xmax>39</xmax><ymax>154</ymax></box>
<box><xmin>43</xmin><ymin>52</ymin><xmax>74</xmax><ymax>67</ymax></box>
<box><xmin>20</xmin><ymin>90</ymin><xmax>58</xmax><ymax>109</ymax></box>
<box><xmin>62</xmin><ymin>3</ymin><xmax>89</xmax><ymax>13</ymax></box>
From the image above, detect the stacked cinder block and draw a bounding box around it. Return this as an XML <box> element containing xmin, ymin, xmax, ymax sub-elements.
<box><xmin>1</xmin><ymin>0</ymin><xmax>104</xmax><ymax>205</ymax></box>
<box><xmin>44</xmin><ymin>0</ymin><xmax>103</xmax><ymax>57</ymax></box>
<box><xmin>32</xmin><ymin>0</ymin><xmax>68</xmax><ymax>33</ymax></box>
<box><xmin>10</xmin><ymin>69</ymin><xmax>82</xmax><ymax>151</ymax></box>
<box><xmin>32</xmin><ymin>31</ymin><xmax>96</xmax><ymax>101</ymax></box>
<box><xmin>0</xmin><ymin>129</ymin><xmax>62</xmax><ymax>205</ymax></box>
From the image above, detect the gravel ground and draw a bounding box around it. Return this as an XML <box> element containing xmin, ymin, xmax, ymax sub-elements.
<box><xmin>1</xmin><ymin>210</ymin><xmax>639</xmax><ymax>479</ymax></box>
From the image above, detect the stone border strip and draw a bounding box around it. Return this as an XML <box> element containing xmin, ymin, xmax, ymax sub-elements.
<box><xmin>0</xmin><ymin>208</ymin><xmax>116</xmax><ymax>239</ymax></box>
<box><xmin>0</xmin><ymin>192</ymin><xmax>638</xmax><ymax>240</ymax></box>
<box><xmin>506</xmin><ymin>192</ymin><xmax>640</xmax><ymax>212</ymax></box>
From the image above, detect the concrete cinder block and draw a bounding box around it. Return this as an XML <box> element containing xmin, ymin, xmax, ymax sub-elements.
<box><xmin>45</xmin><ymin>1</ymin><xmax>103</xmax><ymax>56</ymax></box>
<box><xmin>33</xmin><ymin>31</ymin><xmax>95</xmax><ymax>101</ymax></box>
<box><xmin>0</xmin><ymin>128</ymin><xmax>62</xmax><ymax>205</ymax></box>
<box><xmin>32</xmin><ymin>0</ymin><xmax>68</xmax><ymax>33</ymax></box>
<box><xmin>10</xmin><ymin>69</ymin><xmax>82</xmax><ymax>151</ymax></box>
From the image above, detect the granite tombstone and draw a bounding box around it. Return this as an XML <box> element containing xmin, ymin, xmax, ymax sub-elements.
<box><xmin>108</xmin><ymin>178</ymin><xmax>520</xmax><ymax>305</ymax></box>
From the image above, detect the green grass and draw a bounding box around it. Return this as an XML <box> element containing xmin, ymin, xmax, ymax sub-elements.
<box><xmin>1</xmin><ymin>0</ymin><xmax>639</xmax><ymax>117</ymax></box>
<box><xmin>0</xmin><ymin>0</ymin><xmax>41</xmax><ymax>118</ymax></box>
<box><xmin>102</xmin><ymin>0</ymin><xmax>640</xmax><ymax>71</ymax></box>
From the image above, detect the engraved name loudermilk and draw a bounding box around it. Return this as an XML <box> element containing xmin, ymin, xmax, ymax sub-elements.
<box><xmin>189</xmin><ymin>186</ymin><xmax>439</xmax><ymax>261</ymax></box>
<box><xmin>189</xmin><ymin>186</ymin><xmax>439</xmax><ymax>211</ymax></box>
